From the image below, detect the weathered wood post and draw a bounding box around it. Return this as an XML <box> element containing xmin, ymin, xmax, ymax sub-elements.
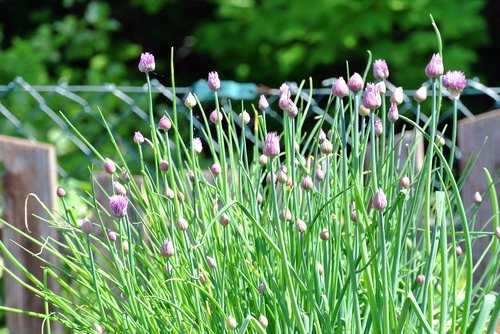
<box><xmin>0</xmin><ymin>135</ymin><xmax>59</xmax><ymax>333</ymax></box>
<box><xmin>458</xmin><ymin>109</ymin><xmax>500</xmax><ymax>287</ymax></box>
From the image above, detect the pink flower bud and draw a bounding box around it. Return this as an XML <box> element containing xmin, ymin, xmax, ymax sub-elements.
<box><xmin>258</xmin><ymin>154</ymin><xmax>268</xmax><ymax>166</ymax></box>
<box><xmin>122</xmin><ymin>241</ymin><xmax>129</xmax><ymax>254</ymax></box>
<box><xmin>165</xmin><ymin>187</ymin><xmax>175</xmax><ymax>200</ymax></box>
<box><xmin>159</xmin><ymin>160</ymin><xmax>169</xmax><ymax>172</ymax></box>
<box><xmin>258</xmin><ymin>95</ymin><xmax>269</xmax><ymax>111</ymax></box>
<box><xmin>219</xmin><ymin>213</ymin><xmax>230</xmax><ymax>226</ymax></box>
<box><xmin>372</xmin><ymin>188</ymin><xmax>387</xmax><ymax>211</ymax></box>
<box><xmin>317</xmin><ymin>262</ymin><xmax>324</xmax><ymax>275</ymax></box>
<box><xmin>211</xmin><ymin>162</ymin><xmax>221</xmax><ymax>176</ymax></box>
<box><xmin>363</xmin><ymin>83</ymin><xmax>382</xmax><ymax>110</ymax></box>
<box><xmin>184</xmin><ymin>92</ymin><xmax>197</xmax><ymax>109</ymax></box>
<box><xmin>400</xmin><ymin>176</ymin><xmax>410</xmax><ymax>189</ymax></box>
<box><xmin>158</xmin><ymin>116</ymin><xmax>171</xmax><ymax>131</ymax></box>
<box><xmin>259</xmin><ymin>315</ymin><xmax>268</xmax><ymax>329</ymax></box>
<box><xmin>416</xmin><ymin>274</ymin><xmax>425</xmax><ymax>284</ymax></box>
<box><xmin>350</xmin><ymin>210</ymin><xmax>357</xmax><ymax>222</ymax></box>
<box><xmin>207</xmin><ymin>71</ymin><xmax>220</xmax><ymax>91</ymax></box>
<box><xmin>134</xmin><ymin>131</ymin><xmax>144</xmax><ymax>144</ymax></box>
<box><xmin>279</xmin><ymin>208</ymin><xmax>292</xmax><ymax>222</ymax></box>
<box><xmin>414</xmin><ymin>86</ymin><xmax>428</xmax><ymax>102</ymax></box>
<box><xmin>193</xmin><ymin>137</ymin><xmax>203</xmax><ymax>154</ymax></box>
<box><xmin>390</xmin><ymin>87</ymin><xmax>404</xmax><ymax>105</ymax></box>
<box><xmin>263</xmin><ymin>132</ymin><xmax>280</xmax><ymax>158</ymax></box>
<box><xmin>258</xmin><ymin>281</ymin><xmax>265</xmax><ymax>294</ymax></box>
<box><xmin>320</xmin><ymin>228</ymin><xmax>329</xmax><ymax>241</ymax></box>
<box><xmin>161</xmin><ymin>238</ymin><xmax>175</xmax><ymax>258</ymax></box>
<box><xmin>210</xmin><ymin>109</ymin><xmax>223</xmax><ymax>124</ymax></box>
<box><xmin>295</xmin><ymin>218</ymin><xmax>307</xmax><ymax>233</ymax></box>
<box><xmin>206</xmin><ymin>255</ymin><xmax>217</xmax><ymax>269</ymax></box>
<box><xmin>56</xmin><ymin>186</ymin><xmax>66</xmax><ymax>198</ymax></box>
<box><xmin>320</xmin><ymin>139</ymin><xmax>333</xmax><ymax>154</ymax></box>
<box><xmin>226</xmin><ymin>316</ymin><xmax>237</xmax><ymax>330</ymax></box>
<box><xmin>473</xmin><ymin>191</ymin><xmax>482</xmax><ymax>204</ymax></box>
<box><xmin>455</xmin><ymin>245</ymin><xmax>463</xmax><ymax>256</ymax></box>
<box><xmin>388</xmin><ymin>103</ymin><xmax>399</xmax><ymax>123</ymax></box>
<box><xmin>332</xmin><ymin>77</ymin><xmax>349</xmax><ymax>97</ymax></box>
<box><xmin>315</xmin><ymin>168</ymin><xmax>325</xmax><ymax>181</ymax></box>
<box><xmin>425</xmin><ymin>53</ymin><xmax>443</xmax><ymax>78</ymax></box>
<box><xmin>176</xmin><ymin>217</ymin><xmax>188</xmax><ymax>231</ymax></box>
<box><xmin>239</xmin><ymin>110</ymin><xmax>251</xmax><ymax>125</ymax></box>
<box><xmin>199</xmin><ymin>272</ymin><xmax>206</xmax><ymax>285</ymax></box>
<box><xmin>138</xmin><ymin>52</ymin><xmax>155</xmax><ymax>73</ymax></box>
<box><xmin>347</xmin><ymin>72</ymin><xmax>364</xmax><ymax>92</ymax></box>
<box><xmin>79</xmin><ymin>217</ymin><xmax>93</xmax><ymax>234</ymax></box>
<box><xmin>104</xmin><ymin>158</ymin><xmax>116</xmax><ymax>174</ymax></box>
<box><xmin>113</xmin><ymin>181</ymin><xmax>127</xmax><ymax>195</ymax></box>
<box><xmin>373</xmin><ymin>59</ymin><xmax>389</xmax><ymax>80</ymax></box>
<box><xmin>107</xmin><ymin>231</ymin><xmax>118</xmax><ymax>242</ymax></box>
<box><xmin>374</xmin><ymin>119</ymin><xmax>383</xmax><ymax>136</ymax></box>
<box><xmin>301</xmin><ymin>176</ymin><xmax>313</xmax><ymax>191</ymax></box>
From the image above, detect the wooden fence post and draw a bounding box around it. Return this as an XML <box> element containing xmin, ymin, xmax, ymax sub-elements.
<box><xmin>458</xmin><ymin>109</ymin><xmax>500</xmax><ymax>286</ymax></box>
<box><xmin>0</xmin><ymin>135</ymin><xmax>59</xmax><ymax>333</ymax></box>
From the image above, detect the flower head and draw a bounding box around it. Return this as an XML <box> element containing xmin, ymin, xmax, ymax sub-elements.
<box><xmin>416</xmin><ymin>274</ymin><xmax>425</xmax><ymax>284</ymax></box>
<box><xmin>388</xmin><ymin>103</ymin><xmax>399</xmax><ymax>123</ymax></box>
<box><xmin>193</xmin><ymin>137</ymin><xmax>203</xmax><ymax>154</ymax></box>
<box><xmin>159</xmin><ymin>160</ymin><xmax>169</xmax><ymax>172</ymax></box>
<box><xmin>210</xmin><ymin>109</ymin><xmax>223</xmax><ymax>124</ymax></box>
<box><xmin>263</xmin><ymin>132</ymin><xmax>280</xmax><ymax>158</ymax></box>
<box><xmin>414</xmin><ymin>85</ymin><xmax>428</xmax><ymax>102</ymax></box>
<box><xmin>158</xmin><ymin>116</ymin><xmax>171</xmax><ymax>131</ymax></box>
<box><xmin>56</xmin><ymin>186</ymin><xmax>66</xmax><ymax>198</ymax></box>
<box><xmin>114</xmin><ymin>181</ymin><xmax>127</xmax><ymax>195</ymax></box>
<box><xmin>79</xmin><ymin>217</ymin><xmax>93</xmax><ymax>234</ymax></box>
<box><xmin>279</xmin><ymin>83</ymin><xmax>290</xmax><ymax>99</ymax></box>
<box><xmin>226</xmin><ymin>316</ymin><xmax>237</xmax><ymax>330</ymax></box>
<box><xmin>374</xmin><ymin>119</ymin><xmax>383</xmax><ymax>136</ymax></box>
<box><xmin>373</xmin><ymin>59</ymin><xmax>389</xmax><ymax>80</ymax></box>
<box><xmin>425</xmin><ymin>53</ymin><xmax>444</xmax><ymax>78</ymax></box>
<box><xmin>134</xmin><ymin>132</ymin><xmax>144</xmax><ymax>144</ymax></box>
<box><xmin>372</xmin><ymin>188</ymin><xmax>387</xmax><ymax>211</ymax></box>
<box><xmin>107</xmin><ymin>231</ymin><xmax>118</xmax><ymax>242</ymax></box>
<box><xmin>362</xmin><ymin>83</ymin><xmax>382</xmax><ymax>109</ymax></box>
<box><xmin>239</xmin><ymin>110</ymin><xmax>251</xmax><ymax>125</ymax></box>
<box><xmin>400</xmin><ymin>176</ymin><xmax>410</xmax><ymax>189</ymax></box>
<box><xmin>320</xmin><ymin>138</ymin><xmax>333</xmax><ymax>154</ymax></box>
<box><xmin>104</xmin><ymin>158</ymin><xmax>116</xmax><ymax>174</ymax></box>
<box><xmin>347</xmin><ymin>72</ymin><xmax>364</xmax><ymax>92</ymax></box>
<box><xmin>184</xmin><ymin>92</ymin><xmax>197</xmax><ymax>109</ymax></box>
<box><xmin>473</xmin><ymin>191</ymin><xmax>482</xmax><ymax>204</ymax></box>
<box><xmin>332</xmin><ymin>77</ymin><xmax>349</xmax><ymax>97</ymax></box>
<box><xmin>138</xmin><ymin>52</ymin><xmax>155</xmax><ymax>73</ymax></box>
<box><xmin>109</xmin><ymin>195</ymin><xmax>129</xmax><ymax>218</ymax></box>
<box><xmin>301</xmin><ymin>176</ymin><xmax>313</xmax><ymax>191</ymax></box>
<box><xmin>285</xmin><ymin>100</ymin><xmax>298</xmax><ymax>117</ymax></box>
<box><xmin>258</xmin><ymin>95</ymin><xmax>269</xmax><ymax>111</ymax></box>
<box><xmin>161</xmin><ymin>238</ymin><xmax>175</xmax><ymax>258</ymax></box>
<box><xmin>443</xmin><ymin>70</ymin><xmax>467</xmax><ymax>100</ymax></box>
<box><xmin>211</xmin><ymin>162</ymin><xmax>221</xmax><ymax>176</ymax></box>
<box><xmin>176</xmin><ymin>217</ymin><xmax>189</xmax><ymax>231</ymax></box>
<box><xmin>207</xmin><ymin>71</ymin><xmax>220</xmax><ymax>91</ymax></box>
<box><xmin>390</xmin><ymin>87</ymin><xmax>404</xmax><ymax>105</ymax></box>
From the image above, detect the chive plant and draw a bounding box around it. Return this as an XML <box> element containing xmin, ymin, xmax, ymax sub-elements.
<box><xmin>0</xmin><ymin>19</ymin><xmax>499</xmax><ymax>333</ymax></box>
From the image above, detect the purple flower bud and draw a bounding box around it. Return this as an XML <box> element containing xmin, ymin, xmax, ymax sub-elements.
<box><xmin>315</xmin><ymin>168</ymin><xmax>325</xmax><ymax>181</ymax></box>
<box><xmin>79</xmin><ymin>217</ymin><xmax>93</xmax><ymax>234</ymax></box>
<box><xmin>318</xmin><ymin>128</ymin><xmax>326</xmax><ymax>143</ymax></box>
<box><xmin>350</xmin><ymin>210</ymin><xmax>357</xmax><ymax>222</ymax></box>
<box><xmin>400</xmin><ymin>176</ymin><xmax>410</xmax><ymax>189</ymax></box>
<box><xmin>56</xmin><ymin>186</ymin><xmax>66</xmax><ymax>198</ymax></box>
<box><xmin>239</xmin><ymin>110</ymin><xmax>251</xmax><ymax>125</ymax></box>
<box><xmin>226</xmin><ymin>316</ymin><xmax>237</xmax><ymax>330</ymax></box>
<box><xmin>138</xmin><ymin>52</ymin><xmax>155</xmax><ymax>73</ymax></box>
<box><xmin>301</xmin><ymin>176</ymin><xmax>313</xmax><ymax>191</ymax></box>
<box><xmin>219</xmin><ymin>213</ymin><xmax>230</xmax><ymax>226</ymax></box>
<box><xmin>158</xmin><ymin>116</ymin><xmax>171</xmax><ymax>131</ymax></box>
<box><xmin>332</xmin><ymin>77</ymin><xmax>349</xmax><ymax>97</ymax></box>
<box><xmin>199</xmin><ymin>272</ymin><xmax>206</xmax><ymax>285</ymax></box>
<box><xmin>206</xmin><ymin>255</ymin><xmax>217</xmax><ymax>269</ymax></box>
<box><xmin>455</xmin><ymin>245</ymin><xmax>463</xmax><ymax>256</ymax></box>
<box><xmin>120</xmin><ymin>168</ymin><xmax>130</xmax><ymax>183</ymax></box>
<box><xmin>114</xmin><ymin>181</ymin><xmax>127</xmax><ymax>195</ymax></box>
<box><xmin>414</xmin><ymin>86</ymin><xmax>428</xmax><ymax>102</ymax></box>
<box><xmin>374</xmin><ymin>119</ymin><xmax>383</xmax><ymax>136</ymax></box>
<box><xmin>388</xmin><ymin>103</ymin><xmax>399</xmax><ymax>123</ymax></box>
<box><xmin>109</xmin><ymin>195</ymin><xmax>129</xmax><ymax>218</ymax></box>
<box><xmin>161</xmin><ymin>238</ymin><xmax>175</xmax><ymax>258</ymax></box>
<box><xmin>176</xmin><ymin>217</ymin><xmax>188</xmax><ymax>231</ymax></box>
<box><xmin>390</xmin><ymin>87</ymin><xmax>404</xmax><ymax>105</ymax></box>
<box><xmin>285</xmin><ymin>100</ymin><xmax>298</xmax><ymax>118</ymax></box>
<box><xmin>263</xmin><ymin>132</ymin><xmax>280</xmax><ymax>158</ymax></box>
<box><xmin>279</xmin><ymin>96</ymin><xmax>290</xmax><ymax>111</ymax></box>
<box><xmin>279</xmin><ymin>208</ymin><xmax>292</xmax><ymax>221</ymax></box>
<box><xmin>320</xmin><ymin>138</ymin><xmax>333</xmax><ymax>154</ymax></box>
<box><xmin>362</xmin><ymin>83</ymin><xmax>382</xmax><ymax>110</ymax></box>
<box><xmin>279</xmin><ymin>83</ymin><xmax>290</xmax><ymax>98</ymax></box>
<box><xmin>258</xmin><ymin>95</ymin><xmax>269</xmax><ymax>111</ymax></box>
<box><xmin>473</xmin><ymin>191</ymin><xmax>482</xmax><ymax>204</ymax></box>
<box><xmin>320</xmin><ymin>228</ymin><xmax>329</xmax><ymax>241</ymax></box>
<box><xmin>372</xmin><ymin>188</ymin><xmax>387</xmax><ymax>211</ymax></box>
<box><xmin>295</xmin><ymin>218</ymin><xmax>307</xmax><ymax>233</ymax></box>
<box><xmin>104</xmin><ymin>158</ymin><xmax>116</xmax><ymax>174</ymax></box>
<box><xmin>317</xmin><ymin>262</ymin><xmax>324</xmax><ymax>275</ymax></box>
<box><xmin>159</xmin><ymin>160</ymin><xmax>169</xmax><ymax>172</ymax></box>
<box><xmin>259</xmin><ymin>315</ymin><xmax>268</xmax><ymax>329</ymax></box>
<box><xmin>416</xmin><ymin>274</ymin><xmax>425</xmax><ymax>284</ymax></box>
<box><xmin>210</xmin><ymin>109</ymin><xmax>223</xmax><ymax>124</ymax></box>
<box><xmin>211</xmin><ymin>162</ymin><xmax>221</xmax><ymax>176</ymax></box>
<box><xmin>184</xmin><ymin>92</ymin><xmax>197</xmax><ymax>109</ymax></box>
<box><xmin>258</xmin><ymin>281</ymin><xmax>265</xmax><ymax>294</ymax></box>
<box><xmin>376</xmin><ymin>81</ymin><xmax>387</xmax><ymax>94</ymax></box>
<box><xmin>425</xmin><ymin>53</ymin><xmax>444</xmax><ymax>78</ymax></box>
<box><xmin>373</xmin><ymin>59</ymin><xmax>389</xmax><ymax>80</ymax></box>
<box><xmin>107</xmin><ymin>231</ymin><xmax>118</xmax><ymax>242</ymax></box>
<box><xmin>165</xmin><ymin>187</ymin><xmax>175</xmax><ymax>200</ymax></box>
<box><xmin>193</xmin><ymin>137</ymin><xmax>203</xmax><ymax>154</ymax></box>
<box><xmin>443</xmin><ymin>70</ymin><xmax>467</xmax><ymax>100</ymax></box>
<box><xmin>207</xmin><ymin>71</ymin><xmax>220</xmax><ymax>91</ymax></box>
<box><xmin>134</xmin><ymin>131</ymin><xmax>144</xmax><ymax>144</ymax></box>
<box><xmin>348</xmin><ymin>72</ymin><xmax>364</xmax><ymax>92</ymax></box>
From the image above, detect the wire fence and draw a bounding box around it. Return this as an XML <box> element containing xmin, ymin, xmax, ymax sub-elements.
<box><xmin>1</xmin><ymin>76</ymin><xmax>499</xmax><ymax>180</ymax></box>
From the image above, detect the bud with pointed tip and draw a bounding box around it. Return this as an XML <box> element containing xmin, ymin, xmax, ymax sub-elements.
<box><xmin>279</xmin><ymin>208</ymin><xmax>292</xmax><ymax>221</ymax></box>
<box><xmin>372</xmin><ymin>188</ymin><xmax>387</xmax><ymax>211</ymax></box>
<box><xmin>207</xmin><ymin>71</ymin><xmax>221</xmax><ymax>91</ymax></box>
<box><xmin>317</xmin><ymin>262</ymin><xmax>324</xmax><ymax>275</ymax></box>
<box><xmin>258</xmin><ymin>281</ymin><xmax>265</xmax><ymax>295</ymax></box>
<box><xmin>332</xmin><ymin>77</ymin><xmax>349</xmax><ymax>97</ymax></box>
<box><xmin>79</xmin><ymin>217</ymin><xmax>93</xmax><ymax>234</ymax></box>
<box><xmin>193</xmin><ymin>137</ymin><xmax>203</xmax><ymax>154</ymax></box>
<box><xmin>114</xmin><ymin>181</ymin><xmax>127</xmax><ymax>195</ymax></box>
<box><xmin>414</xmin><ymin>86</ymin><xmax>428</xmax><ymax>102</ymax></box>
<box><xmin>295</xmin><ymin>218</ymin><xmax>307</xmax><ymax>233</ymax></box>
<box><xmin>388</xmin><ymin>103</ymin><xmax>399</xmax><ymax>123</ymax></box>
<box><xmin>226</xmin><ymin>316</ymin><xmax>237</xmax><ymax>330</ymax></box>
<box><xmin>176</xmin><ymin>217</ymin><xmax>188</xmax><ymax>231</ymax></box>
<box><xmin>184</xmin><ymin>92</ymin><xmax>197</xmax><ymax>109</ymax></box>
<box><xmin>318</xmin><ymin>128</ymin><xmax>326</xmax><ymax>143</ymax></box>
<box><xmin>425</xmin><ymin>53</ymin><xmax>443</xmax><ymax>78</ymax></box>
<box><xmin>301</xmin><ymin>176</ymin><xmax>313</xmax><ymax>191</ymax></box>
<box><xmin>134</xmin><ymin>132</ymin><xmax>144</xmax><ymax>144</ymax></box>
<box><xmin>400</xmin><ymin>176</ymin><xmax>410</xmax><ymax>189</ymax></box>
<box><xmin>350</xmin><ymin>210</ymin><xmax>357</xmax><ymax>222</ymax></box>
<box><xmin>161</xmin><ymin>238</ymin><xmax>175</xmax><ymax>258</ymax></box>
<box><xmin>473</xmin><ymin>191</ymin><xmax>482</xmax><ymax>204</ymax></box>
<box><xmin>257</xmin><ymin>193</ymin><xmax>263</xmax><ymax>205</ymax></box>
<box><xmin>374</xmin><ymin>119</ymin><xmax>383</xmax><ymax>136</ymax></box>
<box><xmin>158</xmin><ymin>116</ymin><xmax>171</xmax><ymax>131</ymax></box>
<box><xmin>165</xmin><ymin>187</ymin><xmax>175</xmax><ymax>200</ymax></box>
<box><xmin>348</xmin><ymin>72</ymin><xmax>364</xmax><ymax>92</ymax></box>
<box><xmin>373</xmin><ymin>59</ymin><xmax>389</xmax><ymax>80</ymax></box>
<box><xmin>239</xmin><ymin>110</ymin><xmax>251</xmax><ymax>124</ymax></box>
<box><xmin>390</xmin><ymin>87</ymin><xmax>404</xmax><ymax>105</ymax></box>
<box><xmin>104</xmin><ymin>158</ymin><xmax>116</xmax><ymax>174</ymax></box>
<box><xmin>377</xmin><ymin>81</ymin><xmax>386</xmax><ymax>94</ymax></box>
<box><xmin>199</xmin><ymin>272</ymin><xmax>206</xmax><ymax>285</ymax></box>
<box><xmin>211</xmin><ymin>162</ymin><xmax>221</xmax><ymax>176</ymax></box>
<box><xmin>315</xmin><ymin>168</ymin><xmax>325</xmax><ymax>181</ymax></box>
<box><xmin>320</xmin><ymin>139</ymin><xmax>333</xmax><ymax>154</ymax></box>
<box><xmin>206</xmin><ymin>255</ymin><xmax>217</xmax><ymax>269</ymax></box>
<box><xmin>258</xmin><ymin>95</ymin><xmax>269</xmax><ymax>111</ymax></box>
<box><xmin>210</xmin><ymin>109</ymin><xmax>223</xmax><ymax>124</ymax></box>
<box><xmin>107</xmin><ymin>231</ymin><xmax>118</xmax><ymax>242</ymax></box>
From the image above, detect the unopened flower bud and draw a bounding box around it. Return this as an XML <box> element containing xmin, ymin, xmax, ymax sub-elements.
<box><xmin>158</xmin><ymin>160</ymin><xmax>169</xmax><ymax>172</ymax></box>
<box><xmin>258</xmin><ymin>314</ymin><xmax>268</xmax><ymax>329</ymax></box>
<box><xmin>158</xmin><ymin>116</ymin><xmax>171</xmax><ymax>131</ymax></box>
<box><xmin>206</xmin><ymin>255</ymin><xmax>217</xmax><ymax>269</ymax></box>
<box><xmin>165</xmin><ymin>187</ymin><xmax>175</xmax><ymax>200</ymax></box>
<box><xmin>280</xmin><ymin>208</ymin><xmax>292</xmax><ymax>222</ymax></box>
<box><xmin>390</xmin><ymin>87</ymin><xmax>404</xmax><ymax>105</ymax></box>
<box><xmin>414</xmin><ymin>86</ymin><xmax>428</xmax><ymax>102</ymax></box>
<box><xmin>104</xmin><ymin>158</ymin><xmax>116</xmax><ymax>174</ymax></box>
<box><xmin>193</xmin><ymin>137</ymin><xmax>203</xmax><ymax>154</ymax></box>
<box><xmin>257</xmin><ymin>193</ymin><xmax>263</xmax><ymax>205</ymax></box>
<box><xmin>258</xmin><ymin>95</ymin><xmax>269</xmax><ymax>111</ymax></box>
<box><xmin>400</xmin><ymin>176</ymin><xmax>410</xmax><ymax>189</ymax></box>
<box><xmin>372</xmin><ymin>188</ymin><xmax>387</xmax><ymax>211</ymax></box>
<box><xmin>184</xmin><ymin>92</ymin><xmax>197</xmax><ymax>109</ymax></box>
<box><xmin>120</xmin><ymin>168</ymin><xmax>130</xmax><ymax>183</ymax></box>
<box><xmin>350</xmin><ymin>210</ymin><xmax>357</xmax><ymax>222</ymax></box>
<box><xmin>332</xmin><ymin>77</ymin><xmax>349</xmax><ymax>97</ymax></box>
<box><xmin>318</xmin><ymin>128</ymin><xmax>326</xmax><ymax>143</ymax></box>
<box><xmin>348</xmin><ymin>72</ymin><xmax>364</xmax><ymax>92</ymax></box>
<box><xmin>134</xmin><ymin>131</ymin><xmax>144</xmax><ymax>144</ymax></box>
<box><xmin>263</xmin><ymin>132</ymin><xmax>280</xmax><ymax>158</ymax></box>
<box><xmin>93</xmin><ymin>323</ymin><xmax>106</xmax><ymax>334</ymax></box>
<box><xmin>473</xmin><ymin>191</ymin><xmax>482</xmax><ymax>204</ymax></box>
<box><xmin>188</xmin><ymin>170</ymin><xmax>195</xmax><ymax>181</ymax></box>
<box><xmin>210</xmin><ymin>109</ymin><xmax>223</xmax><ymax>124</ymax></box>
<box><xmin>320</xmin><ymin>139</ymin><xmax>333</xmax><ymax>154</ymax></box>
<box><xmin>161</xmin><ymin>238</ymin><xmax>175</xmax><ymax>258</ymax></box>
<box><xmin>199</xmin><ymin>272</ymin><xmax>206</xmax><ymax>285</ymax></box>
<box><xmin>425</xmin><ymin>53</ymin><xmax>443</xmax><ymax>78</ymax></box>
<box><xmin>373</xmin><ymin>59</ymin><xmax>389</xmax><ymax>80</ymax></box>
<box><xmin>266</xmin><ymin>172</ymin><xmax>275</xmax><ymax>184</ymax></box>
<box><xmin>176</xmin><ymin>217</ymin><xmax>189</xmax><ymax>231</ymax></box>
<box><xmin>258</xmin><ymin>281</ymin><xmax>265</xmax><ymax>295</ymax></box>
<box><xmin>258</xmin><ymin>154</ymin><xmax>268</xmax><ymax>166</ymax></box>
<box><xmin>315</xmin><ymin>168</ymin><xmax>325</xmax><ymax>181</ymax></box>
<box><xmin>317</xmin><ymin>262</ymin><xmax>324</xmax><ymax>275</ymax></box>
<box><xmin>227</xmin><ymin>316</ymin><xmax>237</xmax><ymax>330</ymax></box>
<box><xmin>301</xmin><ymin>176</ymin><xmax>314</xmax><ymax>191</ymax></box>
<box><xmin>239</xmin><ymin>110</ymin><xmax>251</xmax><ymax>125</ymax></box>
<box><xmin>295</xmin><ymin>218</ymin><xmax>307</xmax><ymax>233</ymax></box>
<box><xmin>435</xmin><ymin>135</ymin><xmax>445</xmax><ymax>147</ymax></box>
<box><xmin>79</xmin><ymin>217</ymin><xmax>93</xmax><ymax>234</ymax></box>
<box><xmin>114</xmin><ymin>181</ymin><xmax>127</xmax><ymax>195</ymax></box>
<box><xmin>320</xmin><ymin>228</ymin><xmax>329</xmax><ymax>241</ymax></box>
<box><xmin>219</xmin><ymin>213</ymin><xmax>230</xmax><ymax>226</ymax></box>
<box><xmin>388</xmin><ymin>103</ymin><xmax>399</xmax><ymax>123</ymax></box>
<box><xmin>277</xmin><ymin>170</ymin><xmax>288</xmax><ymax>184</ymax></box>
<box><xmin>122</xmin><ymin>241</ymin><xmax>129</xmax><ymax>254</ymax></box>
<box><xmin>211</xmin><ymin>162</ymin><xmax>221</xmax><ymax>176</ymax></box>
<box><xmin>416</xmin><ymin>274</ymin><xmax>425</xmax><ymax>284</ymax></box>
<box><xmin>208</xmin><ymin>71</ymin><xmax>221</xmax><ymax>91</ymax></box>
<box><xmin>374</xmin><ymin>119</ymin><xmax>383</xmax><ymax>136</ymax></box>
<box><xmin>56</xmin><ymin>186</ymin><xmax>66</xmax><ymax>198</ymax></box>
<box><xmin>376</xmin><ymin>81</ymin><xmax>386</xmax><ymax>94</ymax></box>
<box><xmin>107</xmin><ymin>231</ymin><xmax>118</xmax><ymax>242</ymax></box>
<box><xmin>455</xmin><ymin>245</ymin><xmax>463</xmax><ymax>256</ymax></box>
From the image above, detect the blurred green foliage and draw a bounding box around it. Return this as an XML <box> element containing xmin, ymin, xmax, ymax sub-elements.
<box><xmin>195</xmin><ymin>0</ymin><xmax>489</xmax><ymax>87</ymax></box>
